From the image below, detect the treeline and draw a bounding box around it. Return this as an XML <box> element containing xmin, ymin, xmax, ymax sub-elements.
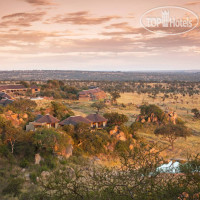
<box><xmin>17</xmin><ymin>80</ymin><xmax>200</xmax><ymax>100</ymax></box>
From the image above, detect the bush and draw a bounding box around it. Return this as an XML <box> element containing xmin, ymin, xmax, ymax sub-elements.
<box><xmin>0</xmin><ymin>144</ymin><xmax>10</xmax><ymax>157</ymax></box>
<box><xmin>30</xmin><ymin>172</ymin><xmax>37</xmax><ymax>184</ymax></box>
<box><xmin>104</xmin><ymin>112</ymin><xmax>128</xmax><ymax>126</ymax></box>
<box><xmin>40</xmin><ymin>155</ymin><xmax>57</xmax><ymax>170</ymax></box>
<box><xmin>140</xmin><ymin>104</ymin><xmax>164</xmax><ymax>122</ymax></box>
<box><xmin>2</xmin><ymin>178</ymin><xmax>24</xmax><ymax>197</ymax></box>
<box><xmin>115</xmin><ymin>141</ymin><xmax>130</xmax><ymax>154</ymax></box>
<box><xmin>19</xmin><ymin>159</ymin><xmax>29</xmax><ymax>168</ymax></box>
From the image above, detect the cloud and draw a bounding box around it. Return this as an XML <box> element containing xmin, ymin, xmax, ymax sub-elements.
<box><xmin>48</xmin><ymin>11</ymin><xmax>120</xmax><ymax>25</ymax></box>
<box><xmin>0</xmin><ymin>11</ymin><xmax>46</xmax><ymax>28</ymax></box>
<box><xmin>23</xmin><ymin>0</ymin><xmax>54</xmax><ymax>6</ymax></box>
<box><xmin>184</xmin><ymin>1</ymin><xmax>200</xmax><ymax>6</ymax></box>
<box><xmin>103</xmin><ymin>22</ymin><xmax>150</xmax><ymax>36</ymax></box>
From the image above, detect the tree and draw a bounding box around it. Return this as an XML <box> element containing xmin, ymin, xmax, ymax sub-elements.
<box><xmin>191</xmin><ymin>108</ymin><xmax>200</xmax><ymax>118</ymax></box>
<box><xmin>140</xmin><ymin>104</ymin><xmax>165</xmax><ymax>122</ymax></box>
<box><xmin>109</xmin><ymin>91</ymin><xmax>121</xmax><ymax>104</ymax></box>
<box><xmin>1</xmin><ymin>120</ymin><xmax>22</xmax><ymax>154</ymax></box>
<box><xmin>91</xmin><ymin>101</ymin><xmax>107</xmax><ymax>113</ymax></box>
<box><xmin>130</xmin><ymin>121</ymin><xmax>143</xmax><ymax>135</ymax></box>
<box><xmin>154</xmin><ymin>124</ymin><xmax>191</xmax><ymax>150</ymax></box>
<box><xmin>33</xmin><ymin>128</ymin><xmax>70</xmax><ymax>153</ymax></box>
<box><xmin>32</xmin><ymin>144</ymin><xmax>200</xmax><ymax>200</ymax></box>
<box><xmin>104</xmin><ymin>112</ymin><xmax>128</xmax><ymax>126</ymax></box>
<box><xmin>51</xmin><ymin>101</ymin><xmax>74</xmax><ymax>120</ymax></box>
<box><xmin>19</xmin><ymin>81</ymin><xmax>30</xmax><ymax>88</ymax></box>
<box><xmin>8</xmin><ymin>99</ymin><xmax>37</xmax><ymax>113</ymax></box>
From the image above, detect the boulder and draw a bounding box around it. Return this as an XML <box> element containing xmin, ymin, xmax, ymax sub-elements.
<box><xmin>129</xmin><ymin>144</ymin><xmax>134</xmax><ymax>150</ymax></box>
<box><xmin>23</xmin><ymin>113</ymin><xmax>28</xmax><ymax>119</ymax></box>
<box><xmin>64</xmin><ymin>144</ymin><xmax>73</xmax><ymax>159</ymax></box>
<box><xmin>35</xmin><ymin>153</ymin><xmax>42</xmax><ymax>165</ymax></box>
<box><xmin>116</xmin><ymin>131</ymin><xmax>126</xmax><ymax>141</ymax></box>
<box><xmin>41</xmin><ymin>171</ymin><xmax>50</xmax><ymax>179</ymax></box>
<box><xmin>24</xmin><ymin>173</ymin><xmax>30</xmax><ymax>181</ymax></box>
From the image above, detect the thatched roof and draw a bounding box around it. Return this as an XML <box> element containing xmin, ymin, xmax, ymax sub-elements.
<box><xmin>78</xmin><ymin>88</ymin><xmax>102</xmax><ymax>95</ymax></box>
<box><xmin>0</xmin><ymin>84</ymin><xmax>26</xmax><ymax>91</ymax></box>
<box><xmin>0</xmin><ymin>92</ymin><xmax>12</xmax><ymax>100</ymax></box>
<box><xmin>0</xmin><ymin>99</ymin><xmax>13</xmax><ymax>106</ymax></box>
<box><xmin>60</xmin><ymin>116</ymin><xmax>91</xmax><ymax>126</ymax></box>
<box><xmin>86</xmin><ymin>114</ymin><xmax>107</xmax><ymax>123</ymax></box>
<box><xmin>35</xmin><ymin>114</ymin><xmax>59</xmax><ymax>124</ymax></box>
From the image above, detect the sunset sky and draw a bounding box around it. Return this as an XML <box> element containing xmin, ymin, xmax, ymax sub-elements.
<box><xmin>0</xmin><ymin>0</ymin><xmax>200</xmax><ymax>71</ymax></box>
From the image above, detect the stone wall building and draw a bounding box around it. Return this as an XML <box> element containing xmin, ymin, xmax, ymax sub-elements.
<box><xmin>78</xmin><ymin>88</ymin><xmax>107</xmax><ymax>101</ymax></box>
<box><xmin>26</xmin><ymin>114</ymin><xmax>59</xmax><ymax>131</ymax></box>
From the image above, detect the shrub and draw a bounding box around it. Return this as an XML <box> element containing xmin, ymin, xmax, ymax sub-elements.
<box><xmin>30</xmin><ymin>172</ymin><xmax>37</xmax><ymax>184</ymax></box>
<box><xmin>140</xmin><ymin>104</ymin><xmax>164</xmax><ymax>122</ymax></box>
<box><xmin>19</xmin><ymin>159</ymin><xmax>29</xmax><ymax>168</ymax></box>
<box><xmin>40</xmin><ymin>155</ymin><xmax>57</xmax><ymax>170</ymax></box>
<box><xmin>104</xmin><ymin>112</ymin><xmax>128</xmax><ymax>126</ymax></box>
<box><xmin>2</xmin><ymin>178</ymin><xmax>24</xmax><ymax>197</ymax></box>
<box><xmin>115</xmin><ymin>141</ymin><xmax>130</xmax><ymax>154</ymax></box>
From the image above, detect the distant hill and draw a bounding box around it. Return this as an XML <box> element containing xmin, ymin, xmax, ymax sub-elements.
<box><xmin>0</xmin><ymin>70</ymin><xmax>200</xmax><ymax>82</ymax></box>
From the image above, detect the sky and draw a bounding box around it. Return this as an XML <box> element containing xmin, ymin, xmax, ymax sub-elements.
<box><xmin>0</xmin><ymin>0</ymin><xmax>200</xmax><ymax>71</ymax></box>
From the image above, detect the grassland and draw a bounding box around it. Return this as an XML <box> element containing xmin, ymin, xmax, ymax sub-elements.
<box><xmin>70</xmin><ymin>93</ymin><xmax>200</xmax><ymax>160</ymax></box>
<box><xmin>35</xmin><ymin>92</ymin><xmax>200</xmax><ymax>161</ymax></box>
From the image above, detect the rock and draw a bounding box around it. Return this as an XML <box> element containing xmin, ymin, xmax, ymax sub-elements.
<box><xmin>35</xmin><ymin>153</ymin><xmax>42</xmax><ymax>165</ymax></box>
<box><xmin>141</xmin><ymin>119</ymin><xmax>146</xmax><ymax>123</ymax></box>
<box><xmin>21</xmin><ymin>168</ymin><xmax>26</xmax><ymax>173</ymax></box>
<box><xmin>23</xmin><ymin>113</ymin><xmax>28</xmax><ymax>119</ymax></box>
<box><xmin>109</xmin><ymin>126</ymin><xmax>118</xmax><ymax>135</ymax></box>
<box><xmin>116</xmin><ymin>131</ymin><xmax>126</xmax><ymax>141</ymax></box>
<box><xmin>107</xmin><ymin>144</ymin><xmax>114</xmax><ymax>152</ymax></box>
<box><xmin>109</xmin><ymin>130</ymin><xmax>115</xmax><ymax>136</ymax></box>
<box><xmin>41</xmin><ymin>171</ymin><xmax>50</xmax><ymax>179</ymax></box>
<box><xmin>64</xmin><ymin>144</ymin><xmax>73</xmax><ymax>159</ymax></box>
<box><xmin>129</xmin><ymin>144</ymin><xmax>134</xmax><ymax>150</ymax></box>
<box><xmin>193</xmin><ymin>192</ymin><xmax>200</xmax><ymax>200</ymax></box>
<box><xmin>24</xmin><ymin>173</ymin><xmax>30</xmax><ymax>181</ymax></box>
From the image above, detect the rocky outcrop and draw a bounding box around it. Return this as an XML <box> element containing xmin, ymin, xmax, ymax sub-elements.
<box><xmin>165</xmin><ymin>111</ymin><xmax>177</xmax><ymax>124</ymax></box>
<box><xmin>136</xmin><ymin>111</ymin><xmax>178</xmax><ymax>124</ymax></box>
<box><xmin>55</xmin><ymin>144</ymin><xmax>73</xmax><ymax>159</ymax></box>
<box><xmin>0</xmin><ymin>110</ymin><xmax>25</xmax><ymax>126</ymax></box>
<box><xmin>109</xmin><ymin>126</ymin><xmax>127</xmax><ymax>141</ymax></box>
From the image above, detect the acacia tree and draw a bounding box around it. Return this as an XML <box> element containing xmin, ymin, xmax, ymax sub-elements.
<box><xmin>191</xmin><ymin>108</ymin><xmax>200</xmax><ymax>118</ymax></box>
<box><xmin>51</xmin><ymin>101</ymin><xmax>74</xmax><ymax>120</ymax></box>
<box><xmin>109</xmin><ymin>91</ymin><xmax>121</xmax><ymax>104</ymax></box>
<box><xmin>154</xmin><ymin>124</ymin><xmax>191</xmax><ymax>150</ymax></box>
<box><xmin>91</xmin><ymin>101</ymin><xmax>107</xmax><ymax>113</ymax></box>
<box><xmin>3</xmin><ymin>124</ymin><xmax>22</xmax><ymax>154</ymax></box>
<box><xmin>104</xmin><ymin>112</ymin><xmax>128</xmax><ymax>126</ymax></box>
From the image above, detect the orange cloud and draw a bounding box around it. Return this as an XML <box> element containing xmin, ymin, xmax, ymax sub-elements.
<box><xmin>103</xmin><ymin>22</ymin><xmax>150</xmax><ymax>36</ymax></box>
<box><xmin>0</xmin><ymin>11</ymin><xmax>46</xmax><ymax>27</ymax></box>
<box><xmin>23</xmin><ymin>0</ymin><xmax>54</xmax><ymax>6</ymax></box>
<box><xmin>184</xmin><ymin>1</ymin><xmax>200</xmax><ymax>5</ymax></box>
<box><xmin>48</xmin><ymin>11</ymin><xmax>120</xmax><ymax>25</ymax></box>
